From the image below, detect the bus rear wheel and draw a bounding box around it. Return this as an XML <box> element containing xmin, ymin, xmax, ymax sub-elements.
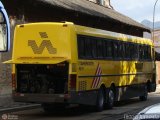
<box><xmin>96</xmin><ymin>88</ymin><xmax>105</xmax><ymax>112</ymax></box>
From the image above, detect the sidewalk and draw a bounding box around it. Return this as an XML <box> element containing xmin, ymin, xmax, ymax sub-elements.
<box><xmin>0</xmin><ymin>84</ymin><xmax>12</xmax><ymax>108</ymax></box>
<box><xmin>0</xmin><ymin>84</ymin><xmax>40</xmax><ymax>113</ymax></box>
<box><xmin>0</xmin><ymin>86</ymin><xmax>30</xmax><ymax>111</ymax></box>
<box><xmin>0</xmin><ymin>84</ymin><xmax>39</xmax><ymax>113</ymax></box>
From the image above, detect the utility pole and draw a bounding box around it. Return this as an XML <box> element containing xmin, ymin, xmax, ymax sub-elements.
<box><xmin>153</xmin><ymin>0</ymin><xmax>159</xmax><ymax>44</ymax></box>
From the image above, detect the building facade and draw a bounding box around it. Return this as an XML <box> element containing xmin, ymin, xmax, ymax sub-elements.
<box><xmin>153</xmin><ymin>29</ymin><xmax>160</xmax><ymax>84</ymax></box>
<box><xmin>154</xmin><ymin>29</ymin><xmax>160</xmax><ymax>51</ymax></box>
<box><xmin>88</xmin><ymin>0</ymin><xmax>113</xmax><ymax>9</ymax></box>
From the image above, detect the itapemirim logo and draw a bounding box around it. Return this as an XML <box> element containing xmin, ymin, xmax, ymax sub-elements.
<box><xmin>28</xmin><ymin>32</ymin><xmax>57</xmax><ymax>54</ymax></box>
<box><xmin>28</xmin><ymin>40</ymin><xmax>57</xmax><ymax>54</ymax></box>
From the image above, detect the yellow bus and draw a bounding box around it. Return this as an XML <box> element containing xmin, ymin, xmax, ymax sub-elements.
<box><xmin>5</xmin><ymin>22</ymin><xmax>156</xmax><ymax>112</ymax></box>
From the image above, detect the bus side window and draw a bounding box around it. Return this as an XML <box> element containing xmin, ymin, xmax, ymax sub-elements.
<box><xmin>146</xmin><ymin>45</ymin><xmax>152</xmax><ymax>61</ymax></box>
<box><xmin>77</xmin><ymin>35</ymin><xmax>85</xmax><ymax>59</ymax></box>
<box><xmin>135</xmin><ymin>44</ymin><xmax>139</xmax><ymax>60</ymax></box>
<box><xmin>113</xmin><ymin>41</ymin><xmax>118</xmax><ymax>59</ymax></box>
<box><xmin>97</xmin><ymin>39</ymin><xmax>104</xmax><ymax>59</ymax></box>
<box><xmin>118</xmin><ymin>42</ymin><xmax>125</xmax><ymax>59</ymax></box>
<box><xmin>85</xmin><ymin>37</ymin><xmax>92</xmax><ymax>58</ymax></box>
<box><xmin>103</xmin><ymin>40</ymin><xmax>107</xmax><ymax>58</ymax></box>
<box><xmin>130</xmin><ymin>43</ymin><xmax>135</xmax><ymax>60</ymax></box>
<box><xmin>139</xmin><ymin>45</ymin><xmax>146</xmax><ymax>61</ymax></box>
<box><xmin>107</xmin><ymin>41</ymin><xmax>113</xmax><ymax>59</ymax></box>
<box><xmin>125</xmin><ymin>43</ymin><xmax>130</xmax><ymax>60</ymax></box>
<box><xmin>104</xmin><ymin>40</ymin><xmax>111</xmax><ymax>59</ymax></box>
<box><xmin>142</xmin><ymin>45</ymin><xmax>145</xmax><ymax>61</ymax></box>
<box><xmin>144</xmin><ymin>45</ymin><xmax>148</xmax><ymax>60</ymax></box>
<box><xmin>92</xmin><ymin>38</ymin><xmax>97</xmax><ymax>59</ymax></box>
<box><xmin>148</xmin><ymin>46</ymin><xmax>151</xmax><ymax>60</ymax></box>
<box><xmin>122</xmin><ymin>43</ymin><xmax>126</xmax><ymax>60</ymax></box>
<box><xmin>139</xmin><ymin>45</ymin><xmax>142</xmax><ymax>60</ymax></box>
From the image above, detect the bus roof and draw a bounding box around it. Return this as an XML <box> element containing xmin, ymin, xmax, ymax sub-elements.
<box><xmin>13</xmin><ymin>22</ymin><xmax>153</xmax><ymax>46</ymax></box>
<box><xmin>75</xmin><ymin>24</ymin><xmax>153</xmax><ymax>46</ymax></box>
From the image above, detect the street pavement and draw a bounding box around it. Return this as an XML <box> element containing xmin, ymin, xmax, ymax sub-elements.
<box><xmin>0</xmin><ymin>84</ymin><xmax>160</xmax><ymax>113</ymax></box>
<box><xmin>0</xmin><ymin>84</ymin><xmax>12</xmax><ymax>109</ymax></box>
<box><xmin>2</xmin><ymin>92</ymin><xmax>160</xmax><ymax>120</ymax></box>
<box><xmin>0</xmin><ymin>84</ymin><xmax>39</xmax><ymax>113</ymax></box>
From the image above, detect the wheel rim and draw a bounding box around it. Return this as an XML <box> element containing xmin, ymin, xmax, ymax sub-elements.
<box><xmin>99</xmin><ymin>91</ymin><xmax>104</xmax><ymax>108</ymax></box>
<box><xmin>109</xmin><ymin>90</ymin><xmax>114</xmax><ymax>105</ymax></box>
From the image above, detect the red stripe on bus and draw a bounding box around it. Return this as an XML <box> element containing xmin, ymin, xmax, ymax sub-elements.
<box><xmin>92</xmin><ymin>64</ymin><xmax>102</xmax><ymax>88</ymax></box>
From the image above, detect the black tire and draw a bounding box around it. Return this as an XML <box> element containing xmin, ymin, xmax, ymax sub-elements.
<box><xmin>106</xmin><ymin>88</ymin><xmax>114</xmax><ymax>109</ymax></box>
<box><xmin>96</xmin><ymin>88</ymin><xmax>105</xmax><ymax>112</ymax></box>
<box><xmin>139</xmin><ymin>85</ymin><xmax>148</xmax><ymax>101</ymax></box>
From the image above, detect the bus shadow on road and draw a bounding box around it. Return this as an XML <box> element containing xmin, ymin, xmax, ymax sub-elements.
<box><xmin>8</xmin><ymin>97</ymin><xmax>158</xmax><ymax>120</ymax></box>
<box><xmin>36</xmin><ymin>99</ymin><xmax>142</xmax><ymax>117</ymax></box>
<box><xmin>114</xmin><ymin>98</ymin><xmax>142</xmax><ymax>107</ymax></box>
<box><xmin>23</xmin><ymin>98</ymin><xmax>150</xmax><ymax>118</ymax></box>
<box><xmin>41</xmin><ymin>105</ymin><xmax>96</xmax><ymax>117</ymax></box>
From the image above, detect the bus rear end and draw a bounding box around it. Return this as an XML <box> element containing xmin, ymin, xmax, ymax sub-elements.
<box><xmin>5</xmin><ymin>22</ymin><xmax>77</xmax><ymax>107</ymax></box>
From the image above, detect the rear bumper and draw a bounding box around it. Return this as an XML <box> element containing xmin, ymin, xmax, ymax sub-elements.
<box><xmin>13</xmin><ymin>93</ymin><xmax>69</xmax><ymax>103</ymax></box>
<box><xmin>13</xmin><ymin>90</ymin><xmax>98</xmax><ymax>105</ymax></box>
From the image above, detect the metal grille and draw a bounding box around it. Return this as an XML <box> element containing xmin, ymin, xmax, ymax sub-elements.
<box><xmin>79</xmin><ymin>81</ymin><xmax>87</xmax><ymax>91</ymax></box>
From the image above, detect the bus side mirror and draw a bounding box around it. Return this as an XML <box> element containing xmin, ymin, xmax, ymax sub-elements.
<box><xmin>0</xmin><ymin>2</ymin><xmax>10</xmax><ymax>52</ymax></box>
<box><xmin>155</xmin><ymin>52</ymin><xmax>160</xmax><ymax>61</ymax></box>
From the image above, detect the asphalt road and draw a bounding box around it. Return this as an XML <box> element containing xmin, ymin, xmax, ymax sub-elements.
<box><xmin>1</xmin><ymin>93</ymin><xmax>160</xmax><ymax>120</ymax></box>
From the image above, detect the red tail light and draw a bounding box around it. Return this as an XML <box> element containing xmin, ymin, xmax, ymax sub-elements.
<box><xmin>12</xmin><ymin>73</ymin><xmax>16</xmax><ymax>90</ymax></box>
<box><xmin>70</xmin><ymin>74</ymin><xmax>77</xmax><ymax>90</ymax></box>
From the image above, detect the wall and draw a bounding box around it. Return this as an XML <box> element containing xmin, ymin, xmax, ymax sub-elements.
<box><xmin>153</xmin><ymin>29</ymin><xmax>160</xmax><ymax>53</ymax></box>
<box><xmin>88</xmin><ymin>0</ymin><xmax>113</xmax><ymax>8</ymax></box>
<box><xmin>153</xmin><ymin>29</ymin><xmax>160</xmax><ymax>84</ymax></box>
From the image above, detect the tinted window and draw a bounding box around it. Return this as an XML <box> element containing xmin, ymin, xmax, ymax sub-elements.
<box><xmin>91</xmin><ymin>39</ymin><xmax>97</xmax><ymax>58</ymax></box>
<box><xmin>77</xmin><ymin>36</ymin><xmax>85</xmax><ymax>58</ymax></box>
<box><xmin>85</xmin><ymin>37</ymin><xmax>92</xmax><ymax>58</ymax></box>
<box><xmin>97</xmin><ymin>39</ymin><xmax>104</xmax><ymax>58</ymax></box>
<box><xmin>77</xmin><ymin>35</ymin><xmax>152</xmax><ymax>61</ymax></box>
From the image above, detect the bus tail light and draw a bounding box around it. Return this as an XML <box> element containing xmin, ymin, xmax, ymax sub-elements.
<box><xmin>12</xmin><ymin>73</ymin><xmax>16</xmax><ymax>90</ymax></box>
<box><xmin>70</xmin><ymin>74</ymin><xmax>77</xmax><ymax>90</ymax></box>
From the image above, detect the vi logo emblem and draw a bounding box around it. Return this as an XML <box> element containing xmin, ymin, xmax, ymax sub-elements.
<box><xmin>28</xmin><ymin>32</ymin><xmax>57</xmax><ymax>54</ymax></box>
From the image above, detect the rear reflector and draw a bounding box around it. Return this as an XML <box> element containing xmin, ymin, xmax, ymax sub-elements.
<box><xmin>12</xmin><ymin>73</ymin><xmax>16</xmax><ymax>90</ymax></box>
<box><xmin>70</xmin><ymin>74</ymin><xmax>77</xmax><ymax>90</ymax></box>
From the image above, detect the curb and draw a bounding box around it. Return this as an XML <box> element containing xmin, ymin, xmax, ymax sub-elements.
<box><xmin>0</xmin><ymin>104</ymin><xmax>41</xmax><ymax>114</ymax></box>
